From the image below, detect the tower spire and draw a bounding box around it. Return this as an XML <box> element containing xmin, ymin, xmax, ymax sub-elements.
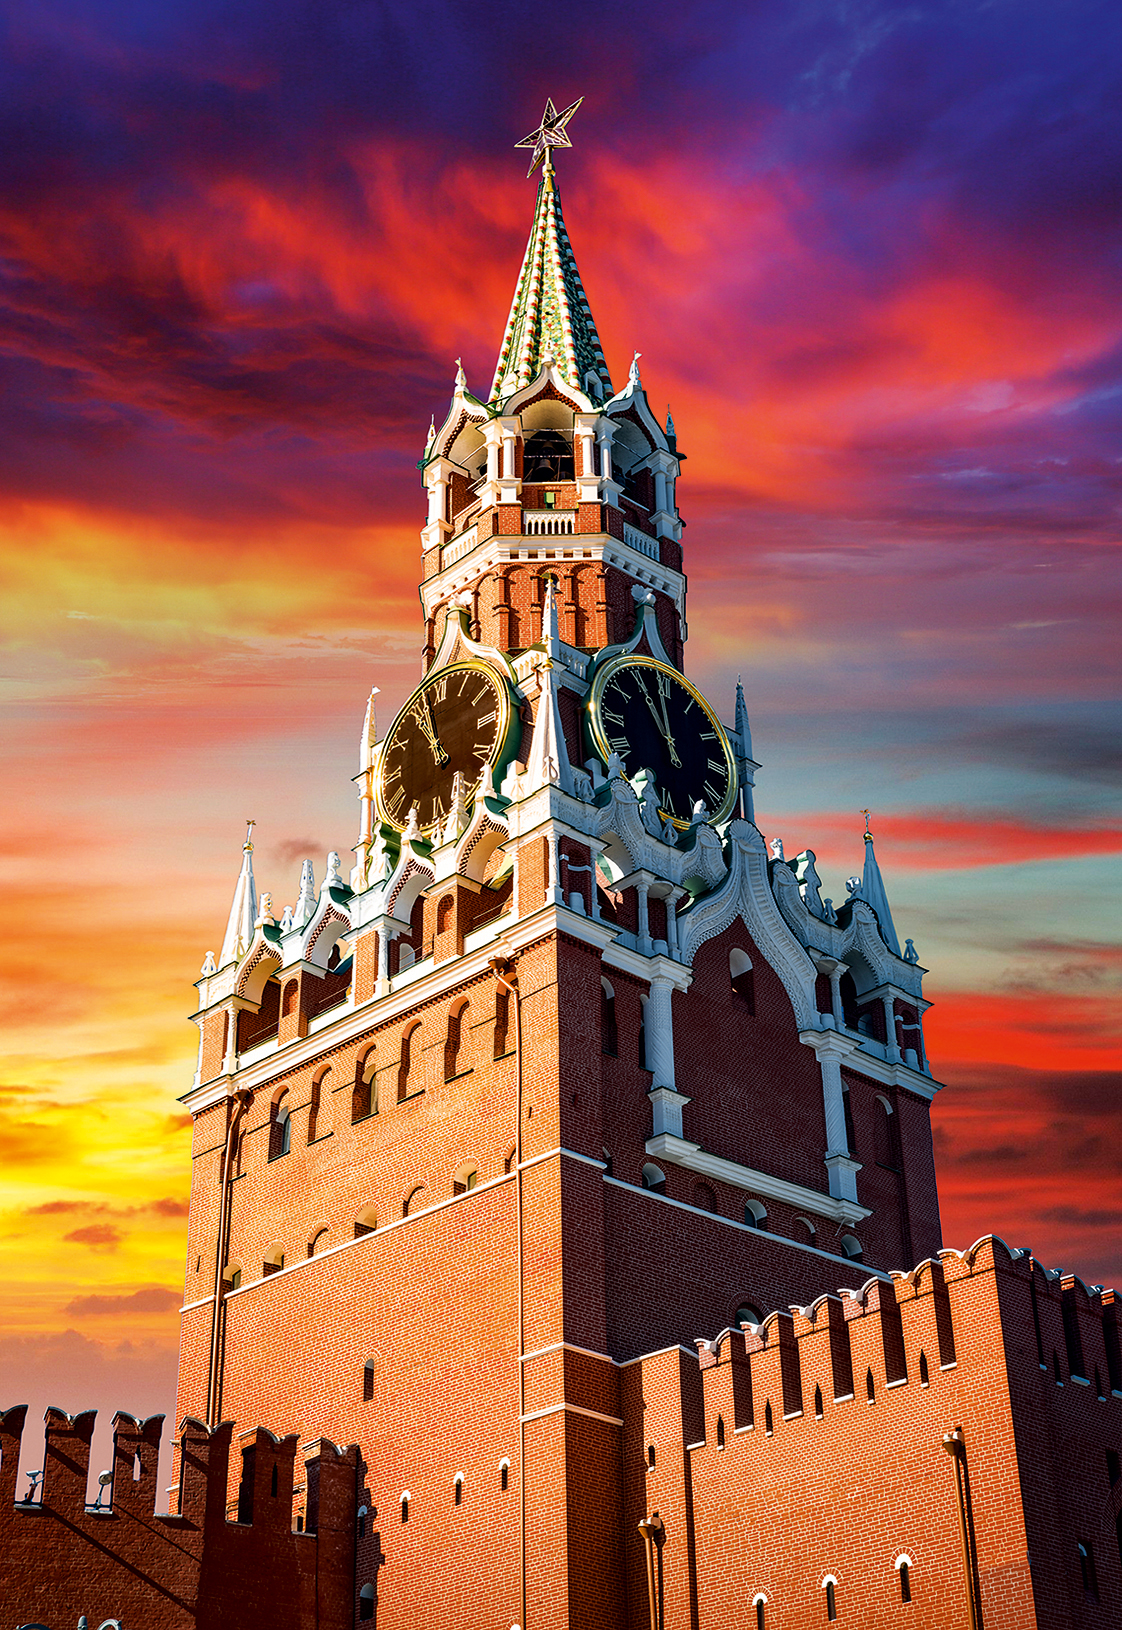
<box><xmin>491</xmin><ymin>97</ymin><xmax>613</xmax><ymax>404</ymax></box>
<box><xmin>219</xmin><ymin>822</ymin><xmax>259</xmax><ymax>968</ymax></box>
<box><xmin>860</xmin><ymin>816</ymin><xmax>902</xmax><ymax>956</ymax></box>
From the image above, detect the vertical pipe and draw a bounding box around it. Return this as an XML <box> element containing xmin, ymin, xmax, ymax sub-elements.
<box><xmin>493</xmin><ymin>958</ymin><xmax>525</xmax><ymax>1630</ymax></box>
<box><xmin>206</xmin><ymin>1088</ymin><xmax>250</xmax><ymax>1428</ymax></box>
<box><xmin>942</xmin><ymin>1428</ymin><xmax>984</xmax><ymax>1630</ymax></box>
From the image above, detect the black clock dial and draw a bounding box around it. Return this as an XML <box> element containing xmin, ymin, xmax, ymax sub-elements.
<box><xmin>376</xmin><ymin>663</ymin><xmax>511</xmax><ymax>835</ymax></box>
<box><xmin>589</xmin><ymin>657</ymin><xmax>737</xmax><ymax>828</ymax></box>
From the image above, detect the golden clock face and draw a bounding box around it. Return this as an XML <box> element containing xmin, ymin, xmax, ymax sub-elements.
<box><xmin>587</xmin><ymin>656</ymin><xmax>737</xmax><ymax>829</ymax></box>
<box><xmin>375</xmin><ymin>662</ymin><xmax>513</xmax><ymax>835</ymax></box>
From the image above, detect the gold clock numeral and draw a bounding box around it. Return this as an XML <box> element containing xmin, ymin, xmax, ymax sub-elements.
<box><xmin>479</xmin><ymin>710</ymin><xmax>497</xmax><ymax>726</ymax></box>
<box><xmin>602</xmin><ymin>706</ymin><xmax>624</xmax><ymax>726</ymax></box>
<box><xmin>707</xmin><ymin>757</ymin><xmax>725</xmax><ymax>773</ymax></box>
<box><xmin>700</xmin><ymin>729</ymin><xmax>719</xmax><ymax>741</ymax></box>
<box><xmin>656</xmin><ymin>671</ymin><xmax>671</xmax><ymax>697</ymax></box>
<box><xmin>609</xmin><ymin>735</ymin><xmax>630</xmax><ymax>755</ymax></box>
<box><xmin>704</xmin><ymin>781</ymin><xmax>721</xmax><ymax>802</ymax></box>
<box><xmin>433</xmin><ymin>676</ymin><xmax>449</xmax><ymax>704</ymax></box>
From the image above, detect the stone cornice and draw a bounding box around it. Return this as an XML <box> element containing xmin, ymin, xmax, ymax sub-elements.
<box><xmin>645</xmin><ymin>1132</ymin><xmax>872</xmax><ymax>1226</ymax></box>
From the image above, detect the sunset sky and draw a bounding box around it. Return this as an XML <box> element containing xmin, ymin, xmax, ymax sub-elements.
<box><xmin>2</xmin><ymin>0</ymin><xmax>1120</xmax><ymax>1451</ymax></box>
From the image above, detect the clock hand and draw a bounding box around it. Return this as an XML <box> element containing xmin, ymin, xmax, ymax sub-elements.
<box><xmin>635</xmin><ymin>674</ymin><xmax>682</xmax><ymax>768</ymax></box>
<box><xmin>412</xmin><ymin>694</ymin><xmax>448</xmax><ymax>765</ymax></box>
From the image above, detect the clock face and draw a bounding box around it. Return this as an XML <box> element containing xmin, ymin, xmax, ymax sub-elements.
<box><xmin>588</xmin><ymin>656</ymin><xmax>737</xmax><ymax>829</ymax></box>
<box><xmin>376</xmin><ymin>662</ymin><xmax>513</xmax><ymax>836</ymax></box>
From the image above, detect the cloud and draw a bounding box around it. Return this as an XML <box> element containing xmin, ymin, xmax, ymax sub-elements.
<box><xmin>64</xmin><ymin>1287</ymin><xmax>182</xmax><ymax>1317</ymax></box>
<box><xmin>63</xmin><ymin>1225</ymin><xmax>125</xmax><ymax>1251</ymax></box>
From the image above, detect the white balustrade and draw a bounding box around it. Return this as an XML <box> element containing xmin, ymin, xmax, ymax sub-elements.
<box><xmin>623</xmin><ymin>523</ymin><xmax>659</xmax><ymax>560</ymax></box>
<box><xmin>524</xmin><ymin>510</ymin><xmax>576</xmax><ymax>536</ymax></box>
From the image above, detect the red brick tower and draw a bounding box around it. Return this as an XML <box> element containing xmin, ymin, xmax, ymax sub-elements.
<box><xmin>176</xmin><ymin>100</ymin><xmax>942</xmax><ymax>1629</ymax></box>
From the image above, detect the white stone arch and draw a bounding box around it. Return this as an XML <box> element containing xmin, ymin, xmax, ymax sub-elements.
<box><xmin>457</xmin><ymin>811</ymin><xmax>509</xmax><ymax>882</ymax></box>
<box><xmin>236</xmin><ymin>937</ymin><xmax>282</xmax><ymax>1002</ymax></box>
<box><xmin>677</xmin><ymin>826</ymin><xmax>817</xmax><ymax>1030</ymax></box>
<box><xmin>386</xmin><ymin>854</ymin><xmax>436</xmax><ymax>923</ymax></box>
<box><xmin>303</xmin><ymin>903</ymin><xmax>352</xmax><ymax>973</ymax></box>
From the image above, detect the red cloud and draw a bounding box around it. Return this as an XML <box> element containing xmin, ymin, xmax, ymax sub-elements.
<box><xmin>63</xmin><ymin>1224</ymin><xmax>124</xmax><ymax>1251</ymax></box>
<box><xmin>773</xmin><ymin>809</ymin><xmax>1122</xmax><ymax>871</ymax></box>
<box><xmin>65</xmin><ymin>1287</ymin><xmax>181</xmax><ymax>1317</ymax></box>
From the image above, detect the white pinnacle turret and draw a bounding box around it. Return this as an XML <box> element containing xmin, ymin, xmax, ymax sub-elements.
<box><xmin>295</xmin><ymin>859</ymin><xmax>317</xmax><ymax>925</ymax></box>
<box><xmin>219</xmin><ymin>823</ymin><xmax>259</xmax><ymax>968</ymax></box>
<box><xmin>734</xmin><ymin>675</ymin><xmax>756</xmax><ymax>823</ymax></box>
<box><xmin>359</xmin><ymin>687</ymin><xmax>380</xmax><ymax>773</ymax></box>
<box><xmin>525</xmin><ymin>644</ymin><xmax>575</xmax><ymax>797</ymax></box>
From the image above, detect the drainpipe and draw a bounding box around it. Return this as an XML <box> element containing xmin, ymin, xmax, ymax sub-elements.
<box><xmin>492</xmin><ymin>957</ymin><xmax>525</xmax><ymax>1630</ymax></box>
<box><xmin>206</xmin><ymin>1087</ymin><xmax>252</xmax><ymax>1428</ymax></box>
<box><xmin>942</xmin><ymin>1427</ymin><xmax>984</xmax><ymax>1630</ymax></box>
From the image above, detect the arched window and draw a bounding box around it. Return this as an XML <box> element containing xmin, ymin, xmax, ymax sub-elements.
<box><xmin>269</xmin><ymin>1093</ymin><xmax>291</xmax><ymax>1160</ymax></box>
<box><xmin>1079</xmin><ymin>1541</ymin><xmax>1098</xmax><ymax>1599</ymax></box>
<box><xmin>437</xmin><ymin>893</ymin><xmax>454</xmax><ymax>936</ymax></box>
<box><xmin>454</xmin><ymin>1474</ymin><xmax>463</xmax><ymax>1506</ymax></box>
<box><xmin>753</xmin><ymin>1597</ymin><xmax>768</xmax><ymax>1630</ymax></box>
<box><xmin>500</xmin><ymin>1458</ymin><xmax>510</xmax><ymax>1491</ymax></box>
<box><xmin>359</xmin><ymin>1584</ymin><xmax>374</xmax><ymax>1621</ymax></box>
<box><xmin>308</xmin><ymin>1068</ymin><xmax>330</xmax><ymax>1142</ymax></box>
<box><xmin>363</xmin><ymin>1358</ymin><xmax>375</xmax><ymax>1402</ymax></box>
<box><xmin>600</xmin><ymin>979</ymin><xmax>618</xmax><ymax>1056</ymax></box>
<box><xmin>445</xmin><ymin>1000</ymin><xmax>468</xmax><ymax>1079</ymax></box>
<box><xmin>896</xmin><ymin>1555</ymin><xmax>913</xmax><ymax>1603</ymax></box>
<box><xmin>693</xmin><ymin>1182</ymin><xmax>717</xmax><ymax>1213</ymax></box>
<box><xmin>224</xmin><ymin>1262</ymin><xmax>242</xmax><ymax>1292</ymax></box>
<box><xmin>400</xmin><ymin>1490</ymin><xmax>410</xmax><ymax>1522</ymax></box>
<box><xmin>453</xmin><ymin>1161</ymin><xmax>479</xmax><ymax>1196</ymax></box>
<box><xmin>357</xmin><ymin>1503</ymin><xmax>367</xmax><ymax>1536</ymax></box>
<box><xmin>504</xmin><ymin>1144</ymin><xmax>517</xmax><ymax>1174</ymax></box>
<box><xmin>354</xmin><ymin>1205</ymin><xmax>378</xmax><ymax>1239</ymax></box>
<box><xmin>641</xmin><ymin>1163</ymin><xmax>666</xmax><ymax>1195</ymax></box>
<box><xmin>282</xmin><ymin>979</ymin><xmax>298</xmax><ymax>1018</ymax></box>
<box><xmin>735</xmin><ymin>1303</ymin><xmax>762</xmax><ymax>1328</ymax></box>
<box><xmin>403</xmin><ymin>1184</ymin><xmax>425</xmax><ymax>1217</ymax></box>
<box><xmin>866</xmin><ymin>1367</ymin><xmax>876</xmax><ymax>1402</ymax></box>
<box><xmin>764</xmin><ymin>1401</ymin><xmax>773</xmax><ymax>1436</ymax></box>
<box><xmin>824</xmin><ymin>1577</ymin><xmax>838</xmax><ymax>1620</ymax></box>
<box><xmin>744</xmin><ymin>1199</ymin><xmax>768</xmax><ymax>1230</ymax></box>
<box><xmin>263</xmin><ymin>1243</ymin><xmax>285</xmax><ymax>1276</ymax></box>
<box><xmin>638</xmin><ymin>995</ymin><xmax>648</xmax><ymax>1070</ymax></box>
<box><xmin>353</xmin><ymin>1051</ymin><xmax>375</xmax><ymax>1123</ymax></box>
<box><xmin>730</xmin><ymin>948</ymin><xmax>755</xmax><ymax>1014</ymax></box>
<box><xmin>874</xmin><ymin>1095</ymin><xmax>899</xmax><ymax>1169</ymax></box>
<box><xmin>840</xmin><ymin>1233</ymin><xmax>863</xmax><ymax>1261</ymax></box>
<box><xmin>647</xmin><ymin>1444</ymin><xmax>656</xmax><ymax>1470</ymax></box>
<box><xmin>1053</xmin><ymin>1349</ymin><xmax>1063</xmax><ymax>1386</ymax></box>
<box><xmin>814</xmin><ymin>1384</ymin><xmax>823</xmax><ymax>1419</ymax></box>
<box><xmin>308</xmin><ymin>1227</ymin><xmax>328</xmax><ymax>1257</ymax></box>
<box><xmin>919</xmin><ymin>1350</ymin><xmax>929</xmax><ymax>1386</ymax></box>
<box><xmin>398</xmin><ymin>1022</ymin><xmax>419</xmax><ymax>1102</ymax></box>
<box><xmin>716</xmin><ymin>1414</ymin><xmax>725</xmax><ymax>1449</ymax></box>
<box><xmin>797</xmin><ymin>1216</ymin><xmax>818</xmax><ymax>1246</ymax></box>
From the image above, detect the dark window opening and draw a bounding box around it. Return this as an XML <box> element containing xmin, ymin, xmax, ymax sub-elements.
<box><xmin>716</xmin><ymin>1414</ymin><xmax>725</xmax><ymax>1449</ymax></box>
<box><xmin>269</xmin><ymin>1096</ymin><xmax>291</xmax><ymax>1160</ymax></box>
<box><xmin>500</xmin><ymin>1462</ymin><xmax>509</xmax><ymax>1491</ymax></box>
<box><xmin>600</xmin><ymin>981</ymin><xmax>617</xmax><ymax>1055</ymax></box>
<box><xmin>363</xmin><ymin>1361</ymin><xmax>374</xmax><ymax>1402</ymax></box>
<box><xmin>899</xmin><ymin>1561</ymin><xmax>912</xmax><ymax>1603</ymax></box>
<box><xmin>454</xmin><ymin>1478</ymin><xmax>462</xmax><ymax>1506</ymax></box>
<box><xmin>842</xmin><ymin>1086</ymin><xmax>857</xmax><ymax>1154</ymax></box>
<box><xmin>825</xmin><ymin>1579</ymin><xmax>837</xmax><ymax>1620</ymax></box>
<box><xmin>522</xmin><ymin>428</ymin><xmax>574</xmax><ymax>483</ymax></box>
<box><xmin>237</xmin><ymin>1446</ymin><xmax>255</xmax><ymax>1525</ymax></box>
<box><xmin>270</xmin><ymin>1463</ymin><xmax>278</xmax><ymax>1497</ymax></box>
<box><xmin>919</xmin><ymin>1350</ymin><xmax>929</xmax><ymax>1386</ymax></box>
<box><xmin>866</xmin><ymin>1367</ymin><xmax>876</xmax><ymax>1402</ymax></box>
<box><xmin>1079</xmin><ymin>1540</ymin><xmax>1098</xmax><ymax>1599</ymax></box>
<box><xmin>1107</xmin><ymin>1449</ymin><xmax>1120</xmax><ymax>1488</ymax></box>
<box><xmin>1053</xmin><ymin>1349</ymin><xmax>1063</xmax><ymax>1386</ymax></box>
<box><xmin>756</xmin><ymin>1601</ymin><xmax>766</xmax><ymax>1630</ymax></box>
<box><xmin>359</xmin><ymin>1585</ymin><xmax>375</xmax><ymax>1621</ymax></box>
<box><xmin>400</xmin><ymin>1496</ymin><xmax>409</xmax><ymax>1523</ymax></box>
<box><xmin>764</xmin><ymin>1401</ymin><xmax>773</xmax><ymax>1436</ymax></box>
<box><xmin>814</xmin><ymin>1385</ymin><xmax>823</xmax><ymax>1420</ymax></box>
<box><xmin>647</xmin><ymin>1444</ymin><xmax>656</xmax><ymax>1470</ymax></box>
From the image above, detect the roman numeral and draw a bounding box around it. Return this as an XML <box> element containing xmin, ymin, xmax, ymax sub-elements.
<box><xmin>707</xmin><ymin>757</ymin><xmax>725</xmax><ymax>773</ymax></box>
<box><xmin>704</xmin><ymin>781</ymin><xmax>721</xmax><ymax>802</ymax></box>
<box><xmin>700</xmin><ymin>729</ymin><xmax>718</xmax><ymax>741</ymax></box>
<box><xmin>433</xmin><ymin>677</ymin><xmax>448</xmax><ymax>703</ymax></box>
<box><xmin>609</xmin><ymin>735</ymin><xmax>630</xmax><ymax>755</ymax></box>
<box><xmin>479</xmin><ymin>710</ymin><xmax>497</xmax><ymax>726</ymax></box>
<box><xmin>657</xmin><ymin>672</ymin><xmax>671</xmax><ymax>697</ymax></box>
<box><xmin>602</xmin><ymin>706</ymin><xmax>624</xmax><ymax>726</ymax></box>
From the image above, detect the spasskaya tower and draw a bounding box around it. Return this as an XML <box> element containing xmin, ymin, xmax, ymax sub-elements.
<box><xmin>176</xmin><ymin>97</ymin><xmax>942</xmax><ymax>1630</ymax></box>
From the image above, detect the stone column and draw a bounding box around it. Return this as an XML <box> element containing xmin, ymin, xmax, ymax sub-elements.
<box><xmin>648</xmin><ymin>1085</ymin><xmax>690</xmax><ymax>1139</ymax></box>
<box><xmin>665</xmin><ymin>889</ymin><xmax>683</xmax><ymax>961</ymax></box>
<box><xmin>653</xmin><ymin>467</ymin><xmax>668</xmax><ymax>515</ymax></box>
<box><xmin>644</xmin><ymin>972</ymin><xmax>676</xmax><ymax>1089</ymax></box>
<box><xmin>799</xmin><ymin>1029</ymin><xmax>863</xmax><ymax>1203</ymax></box>
<box><xmin>881</xmin><ymin>993</ymin><xmax>901</xmax><ymax>1062</ymax></box>
<box><xmin>635</xmin><ymin>879</ymin><xmax>652</xmax><ymax>954</ymax></box>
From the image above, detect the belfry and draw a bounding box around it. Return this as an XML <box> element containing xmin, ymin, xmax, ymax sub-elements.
<box><xmin>4</xmin><ymin>102</ymin><xmax>1119</xmax><ymax>1630</ymax></box>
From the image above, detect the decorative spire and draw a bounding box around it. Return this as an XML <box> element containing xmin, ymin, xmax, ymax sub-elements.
<box><xmin>219</xmin><ymin>822</ymin><xmax>259</xmax><ymax>967</ymax></box>
<box><xmin>359</xmin><ymin>686</ymin><xmax>380</xmax><ymax>773</ymax></box>
<box><xmin>860</xmin><ymin>819</ymin><xmax>902</xmax><ymax>956</ymax></box>
<box><xmin>734</xmin><ymin>675</ymin><xmax>756</xmax><ymax>823</ymax></box>
<box><xmin>491</xmin><ymin>100</ymin><xmax>612</xmax><ymax>404</ymax></box>
<box><xmin>525</xmin><ymin>655</ymin><xmax>575</xmax><ymax>796</ymax></box>
<box><xmin>295</xmin><ymin>859</ymin><xmax>317</xmax><ymax>925</ymax></box>
<box><xmin>542</xmin><ymin>574</ymin><xmax>562</xmax><ymax>659</ymax></box>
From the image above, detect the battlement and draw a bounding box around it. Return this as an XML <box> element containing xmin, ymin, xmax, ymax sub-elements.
<box><xmin>0</xmin><ymin>1405</ymin><xmax>359</xmax><ymax>1630</ymax></box>
<box><xmin>686</xmin><ymin>1235</ymin><xmax>1122</xmax><ymax>1453</ymax></box>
